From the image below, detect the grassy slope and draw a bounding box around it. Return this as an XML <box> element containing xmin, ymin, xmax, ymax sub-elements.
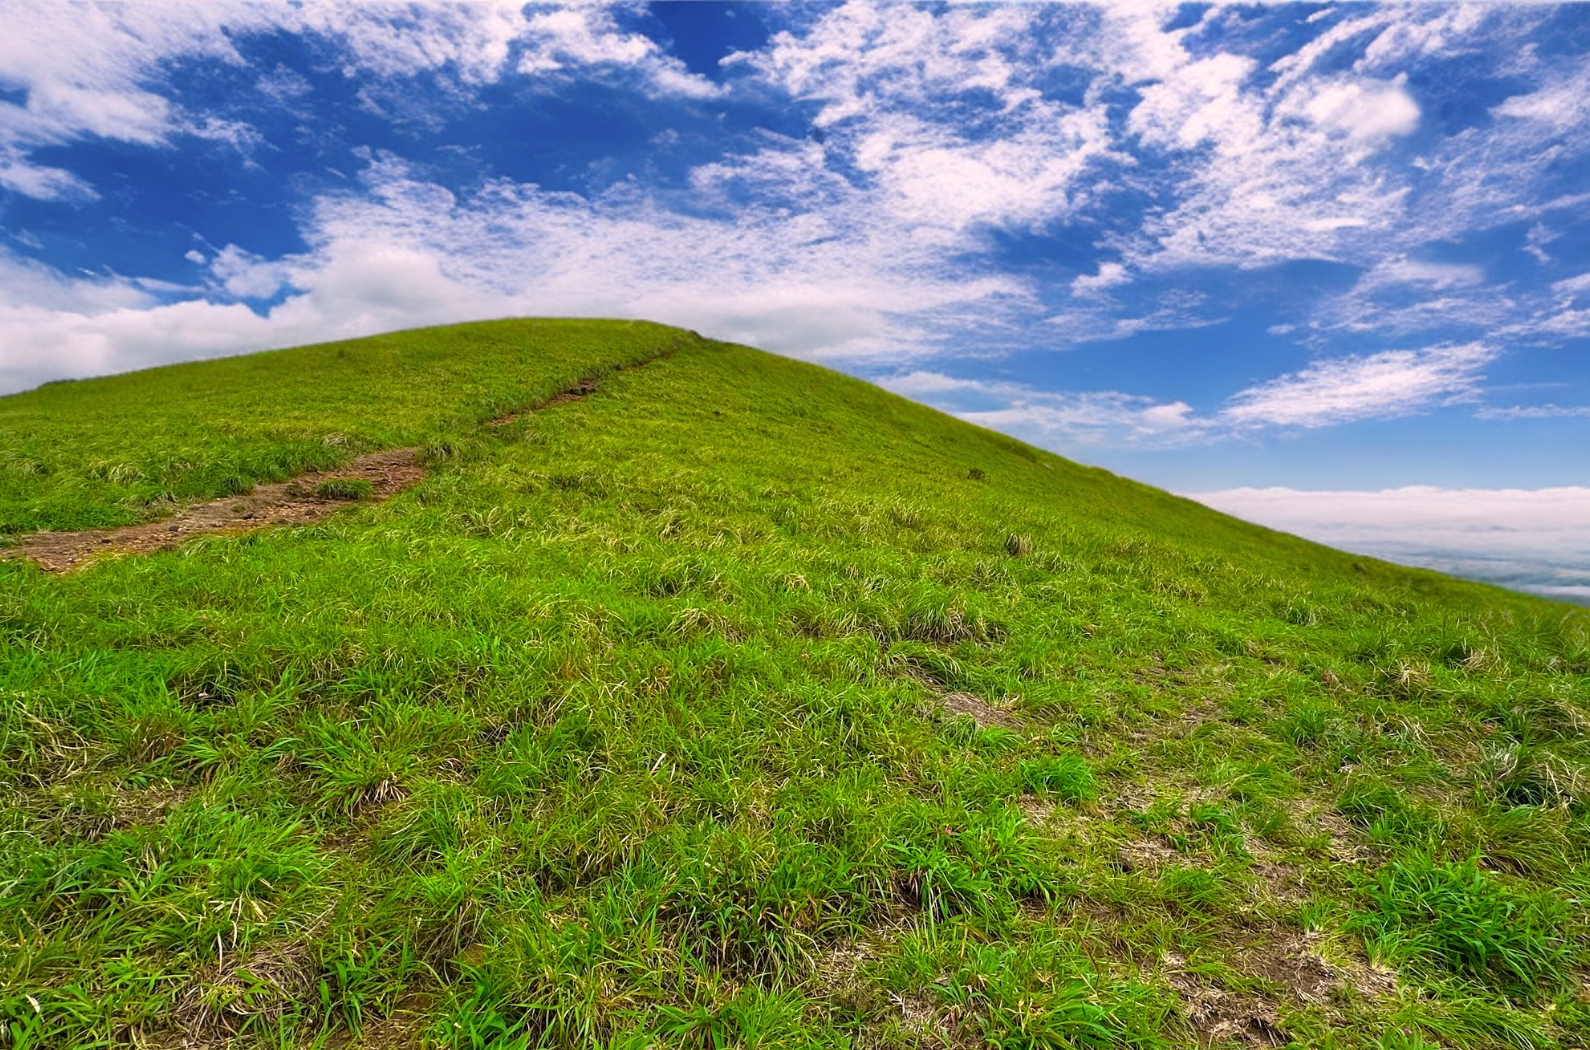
<box><xmin>0</xmin><ymin>319</ymin><xmax>681</xmax><ymax>533</ymax></box>
<box><xmin>0</xmin><ymin>321</ymin><xmax>1586</xmax><ymax>1050</ymax></box>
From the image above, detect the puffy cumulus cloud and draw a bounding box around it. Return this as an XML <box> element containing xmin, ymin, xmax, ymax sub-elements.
<box><xmin>1221</xmin><ymin>343</ymin><xmax>1495</xmax><ymax>429</ymax></box>
<box><xmin>0</xmin><ymin>234</ymin><xmax>531</xmax><ymax>394</ymax></box>
<box><xmin>516</xmin><ymin>4</ymin><xmax>717</xmax><ymax>97</ymax></box>
<box><xmin>0</xmin><ymin>266</ymin><xmax>275</xmax><ymax>394</ymax></box>
<box><xmin>1086</xmin><ymin>0</ymin><xmax>1588</xmax><ymax>367</ymax></box>
<box><xmin>1185</xmin><ymin>486</ymin><xmax>1590</xmax><ymax>603</ymax></box>
<box><xmin>294</xmin><ymin>1</ymin><xmax>714</xmax><ymax>96</ymax></box>
<box><xmin>1070</xmin><ymin>262</ymin><xmax>1131</xmax><ymax>299</ymax></box>
<box><xmin>1127</xmin><ymin>51</ymin><xmax>1258</xmax><ymax>152</ymax></box>
<box><xmin>1290</xmin><ymin>76</ymin><xmax>1420</xmax><ymax>142</ymax></box>
<box><xmin>747</xmin><ymin>1</ymin><xmax>1042</xmax><ymax>124</ymax></box>
<box><xmin>205</xmin><ymin>245</ymin><xmax>297</xmax><ymax>301</ymax></box>
<box><xmin>0</xmin><ymin>153</ymin><xmax>1020</xmax><ymax>394</ymax></box>
<box><xmin>301</xmin><ymin>156</ymin><xmax>1020</xmax><ymax>357</ymax></box>
<box><xmin>297</xmin><ymin>1</ymin><xmax>527</xmax><ymax>84</ymax></box>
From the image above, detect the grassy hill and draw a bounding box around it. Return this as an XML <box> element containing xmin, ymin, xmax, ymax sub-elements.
<box><xmin>0</xmin><ymin>320</ymin><xmax>1585</xmax><ymax>1049</ymax></box>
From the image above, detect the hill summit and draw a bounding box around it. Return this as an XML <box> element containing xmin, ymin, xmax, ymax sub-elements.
<box><xmin>1</xmin><ymin>320</ymin><xmax>1585</xmax><ymax>1048</ymax></box>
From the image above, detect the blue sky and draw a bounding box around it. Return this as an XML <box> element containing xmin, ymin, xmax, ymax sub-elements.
<box><xmin>1</xmin><ymin>3</ymin><xmax>1587</xmax><ymax>516</ymax></box>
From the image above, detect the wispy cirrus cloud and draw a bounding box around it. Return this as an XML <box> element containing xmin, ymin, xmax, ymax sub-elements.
<box><xmin>879</xmin><ymin>370</ymin><xmax>1202</xmax><ymax>447</ymax></box>
<box><xmin>1475</xmin><ymin>404</ymin><xmax>1590</xmax><ymax>421</ymax></box>
<box><xmin>0</xmin><ymin>1</ymin><xmax>715</xmax><ymax>202</ymax></box>
<box><xmin>886</xmin><ymin>340</ymin><xmax>1498</xmax><ymax>448</ymax></box>
<box><xmin>1221</xmin><ymin>343</ymin><xmax>1495</xmax><ymax>429</ymax></box>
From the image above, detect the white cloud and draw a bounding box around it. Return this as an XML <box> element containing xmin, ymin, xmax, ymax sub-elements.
<box><xmin>1082</xmin><ymin>0</ymin><xmax>1589</xmax><ymax>374</ymax></box>
<box><xmin>1290</xmin><ymin>75</ymin><xmax>1420</xmax><ymax>142</ymax></box>
<box><xmin>207</xmin><ymin>245</ymin><xmax>298</xmax><ymax>300</ymax></box>
<box><xmin>880</xmin><ymin>337</ymin><xmax>1501</xmax><ymax>451</ymax></box>
<box><xmin>1188</xmin><ymin>486</ymin><xmax>1590</xmax><ymax>554</ymax></box>
<box><xmin>1307</xmin><ymin>254</ymin><xmax>1507</xmax><ymax>339</ymax></box>
<box><xmin>0</xmin><ymin>2</ymin><xmax>716</xmax><ymax>201</ymax></box>
<box><xmin>743</xmin><ymin>2</ymin><xmax>1117</xmax><ymax>239</ymax></box>
<box><xmin>1553</xmin><ymin>272</ymin><xmax>1590</xmax><ymax>299</ymax></box>
<box><xmin>1373</xmin><ymin>257</ymin><xmax>1484</xmax><ymax>290</ymax></box>
<box><xmin>513</xmin><ymin>4</ymin><xmax>718</xmax><ymax>98</ymax></box>
<box><xmin>1475</xmin><ymin>404</ymin><xmax>1590</xmax><ymax>421</ymax></box>
<box><xmin>0</xmin><ymin>150</ymin><xmax>1023</xmax><ymax>393</ymax></box>
<box><xmin>0</xmin><ymin>147</ymin><xmax>95</xmax><ymax>201</ymax></box>
<box><xmin>1492</xmin><ymin>61</ymin><xmax>1590</xmax><ymax>133</ymax></box>
<box><xmin>1093</xmin><ymin>6</ymin><xmax>1435</xmax><ymax>273</ymax></box>
<box><xmin>0</xmin><ymin>0</ymin><xmax>1584</xmax><ymax>449</ymax></box>
<box><xmin>1048</xmin><ymin>287</ymin><xmax>1221</xmax><ymax>344</ymax></box>
<box><xmin>878</xmin><ymin>370</ymin><xmax>1202</xmax><ymax>448</ymax></box>
<box><xmin>0</xmin><ymin>3</ymin><xmax>257</xmax><ymax>197</ymax></box>
<box><xmin>1221</xmin><ymin>343</ymin><xmax>1495</xmax><ymax>428</ymax></box>
<box><xmin>1071</xmin><ymin>262</ymin><xmax>1130</xmax><ymax>299</ymax></box>
<box><xmin>1127</xmin><ymin>51</ymin><xmax>1258</xmax><ymax>152</ymax></box>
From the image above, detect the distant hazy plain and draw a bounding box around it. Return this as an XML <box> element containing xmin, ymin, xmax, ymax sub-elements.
<box><xmin>1188</xmin><ymin>488</ymin><xmax>1590</xmax><ymax>607</ymax></box>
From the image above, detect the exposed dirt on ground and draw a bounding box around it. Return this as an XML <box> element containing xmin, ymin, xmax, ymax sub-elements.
<box><xmin>489</xmin><ymin>378</ymin><xmax>598</xmax><ymax>423</ymax></box>
<box><xmin>1239</xmin><ymin>933</ymin><xmax>1340</xmax><ymax>1005</ymax></box>
<box><xmin>8</xmin><ymin>447</ymin><xmax>425</xmax><ymax>572</ymax></box>
<box><xmin>1114</xmin><ymin>834</ymin><xmax>1191</xmax><ymax>874</ymax></box>
<box><xmin>936</xmin><ymin>689</ymin><xmax>1023</xmax><ymax>728</ymax></box>
<box><xmin>1164</xmin><ymin>950</ymin><xmax>1292</xmax><ymax>1048</ymax></box>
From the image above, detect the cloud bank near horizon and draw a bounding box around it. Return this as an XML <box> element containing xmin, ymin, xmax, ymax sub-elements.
<box><xmin>1187</xmin><ymin>486</ymin><xmax>1590</xmax><ymax>605</ymax></box>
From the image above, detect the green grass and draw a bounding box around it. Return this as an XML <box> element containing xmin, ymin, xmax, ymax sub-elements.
<box><xmin>1349</xmin><ymin>856</ymin><xmax>1571</xmax><ymax>996</ymax></box>
<box><xmin>0</xmin><ymin>319</ymin><xmax>1587</xmax><ymax>1049</ymax></box>
<box><xmin>314</xmin><ymin>478</ymin><xmax>374</xmax><ymax>502</ymax></box>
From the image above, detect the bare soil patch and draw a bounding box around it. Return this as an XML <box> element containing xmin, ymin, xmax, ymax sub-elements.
<box><xmin>937</xmin><ymin>689</ymin><xmax>1023</xmax><ymax>728</ymax></box>
<box><xmin>1165</xmin><ymin>953</ymin><xmax>1292</xmax><ymax>1048</ymax></box>
<box><xmin>489</xmin><ymin>378</ymin><xmax>598</xmax><ymax>423</ymax></box>
<box><xmin>1114</xmin><ymin>834</ymin><xmax>1189</xmax><ymax>874</ymax></box>
<box><xmin>8</xmin><ymin>447</ymin><xmax>424</xmax><ymax>572</ymax></box>
<box><xmin>1240</xmin><ymin>933</ymin><xmax>1339</xmax><ymax>1004</ymax></box>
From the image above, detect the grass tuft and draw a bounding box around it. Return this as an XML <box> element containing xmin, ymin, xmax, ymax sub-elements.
<box><xmin>314</xmin><ymin>477</ymin><xmax>374</xmax><ymax>501</ymax></box>
<box><xmin>1348</xmin><ymin>856</ymin><xmax>1571</xmax><ymax>996</ymax></box>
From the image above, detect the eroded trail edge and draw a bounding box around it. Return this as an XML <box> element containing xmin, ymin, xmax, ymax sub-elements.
<box><xmin>6</xmin><ymin>366</ymin><xmax>631</xmax><ymax>573</ymax></box>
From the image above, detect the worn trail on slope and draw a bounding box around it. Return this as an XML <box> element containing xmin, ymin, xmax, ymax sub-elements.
<box><xmin>6</xmin><ymin>369</ymin><xmax>626</xmax><ymax>573</ymax></box>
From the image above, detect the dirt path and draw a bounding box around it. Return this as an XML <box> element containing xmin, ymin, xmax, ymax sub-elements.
<box><xmin>5</xmin><ymin>348</ymin><xmax>680</xmax><ymax>573</ymax></box>
<box><xmin>9</xmin><ymin>447</ymin><xmax>425</xmax><ymax>572</ymax></box>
